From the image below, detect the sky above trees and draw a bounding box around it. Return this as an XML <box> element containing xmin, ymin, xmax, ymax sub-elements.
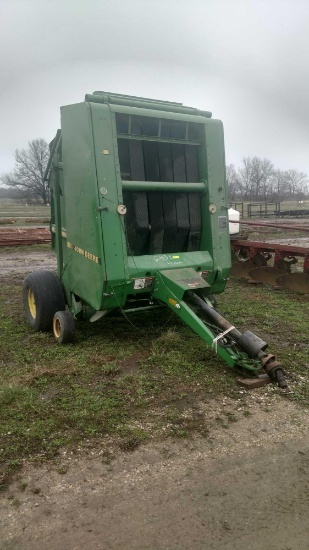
<box><xmin>1</xmin><ymin>0</ymin><xmax>309</xmax><ymax>177</ymax></box>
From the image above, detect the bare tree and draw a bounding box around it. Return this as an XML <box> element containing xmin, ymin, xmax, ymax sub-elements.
<box><xmin>238</xmin><ymin>157</ymin><xmax>254</xmax><ymax>200</ymax></box>
<box><xmin>251</xmin><ymin>157</ymin><xmax>274</xmax><ymax>201</ymax></box>
<box><xmin>0</xmin><ymin>139</ymin><xmax>50</xmax><ymax>204</ymax></box>
<box><xmin>237</xmin><ymin>157</ymin><xmax>275</xmax><ymax>201</ymax></box>
<box><xmin>226</xmin><ymin>163</ymin><xmax>240</xmax><ymax>201</ymax></box>
<box><xmin>270</xmin><ymin>169</ymin><xmax>289</xmax><ymax>201</ymax></box>
<box><xmin>284</xmin><ymin>169</ymin><xmax>308</xmax><ymax>199</ymax></box>
<box><xmin>227</xmin><ymin>158</ymin><xmax>309</xmax><ymax>202</ymax></box>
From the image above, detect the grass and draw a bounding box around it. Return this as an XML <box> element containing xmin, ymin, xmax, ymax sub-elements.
<box><xmin>0</xmin><ymin>277</ymin><xmax>228</xmax><ymax>486</ymax></box>
<box><xmin>0</xmin><ymin>245</ymin><xmax>309</xmax><ymax>488</ymax></box>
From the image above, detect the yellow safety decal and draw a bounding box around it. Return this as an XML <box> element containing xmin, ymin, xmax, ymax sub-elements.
<box><xmin>172</xmin><ymin>255</ymin><xmax>180</xmax><ymax>259</ymax></box>
<box><xmin>67</xmin><ymin>241</ymin><xmax>102</xmax><ymax>265</ymax></box>
<box><xmin>168</xmin><ymin>298</ymin><xmax>178</xmax><ymax>307</ymax></box>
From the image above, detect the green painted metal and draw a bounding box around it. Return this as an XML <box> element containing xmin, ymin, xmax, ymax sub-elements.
<box><xmin>85</xmin><ymin>92</ymin><xmax>212</xmax><ymax>118</ymax></box>
<box><xmin>152</xmin><ymin>270</ymin><xmax>261</xmax><ymax>373</ymax></box>
<box><xmin>46</xmin><ymin>91</ymin><xmax>264</xmax><ymax>375</ymax></box>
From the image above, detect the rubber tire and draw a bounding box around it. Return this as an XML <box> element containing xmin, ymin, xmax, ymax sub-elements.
<box><xmin>53</xmin><ymin>310</ymin><xmax>75</xmax><ymax>344</ymax></box>
<box><xmin>23</xmin><ymin>271</ymin><xmax>66</xmax><ymax>332</ymax></box>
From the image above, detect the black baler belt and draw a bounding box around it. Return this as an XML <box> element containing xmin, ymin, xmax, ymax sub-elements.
<box><xmin>129</xmin><ymin>141</ymin><xmax>145</xmax><ymax>181</ymax></box>
<box><xmin>143</xmin><ymin>142</ymin><xmax>160</xmax><ymax>182</ymax></box>
<box><xmin>187</xmin><ymin>193</ymin><xmax>202</xmax><ymax>251</ymax></box>
<box><xmin>185</xmin><ymin>145</ymin><xmax>199</xmax><ymax>183</ymax></box>
<box><xmin>147</xmin><ymin>192</ymin><xmax>164</xmax><ymax>254</ymax></box>
<box><xmin>172</xmin><ymin>144</ymin><xmax>186</xmax><ymax>182</ymax></box>
<box><xmin>162</xmin><ymin>192</ymin><xmax>178</xmax><ymax>253</ymax></box>
<box><xmin>158</xmin><ymin>143</ymin><xmax>173</xmax><ymax>182</ymax></box>
<box><xmin>132</xmin><ymin>192</ymin><xmax>149</xmax><ymax>255</ymax></box>
<box><xmin>123</xmin><ymin>191</ymin><xmax>149</xmax><ymax>255</ymax></box>
<box><xmin>175</xmin><ymin>193</ymin><xmax>190</xmax><ymax>251</ymax></box>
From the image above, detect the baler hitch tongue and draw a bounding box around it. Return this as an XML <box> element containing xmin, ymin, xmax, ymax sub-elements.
<box><xmin>185</xmin><ymin>291</ymin><xmax>287</xmax><ymax>388</ymax></box>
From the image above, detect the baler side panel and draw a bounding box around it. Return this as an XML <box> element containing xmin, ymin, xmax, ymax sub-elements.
<box><xmin>201</xmin><ymin>120</ymin><xmax>231</xmax><ymax>292</ymax></box>
<box><xmin>61</xmin><ymin>103</ymin><xmax>106</xmax><ymax>311</ymax></box>
<box><xmin>49</xmin><ymin>133</ymin><xmax>68</xmax><ymax>280</ymax></box>
<box><xmin>90</xmin><ymin>103</ymin><xmax>129</xmax><ymax>307</ymax></box>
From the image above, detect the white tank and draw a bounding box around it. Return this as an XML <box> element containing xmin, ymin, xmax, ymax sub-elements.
<box><xmin>228</xmin><ymin>207</ymin><xmax>240</xmax><ymax>235</ymax></box>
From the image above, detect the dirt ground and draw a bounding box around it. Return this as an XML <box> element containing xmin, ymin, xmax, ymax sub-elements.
<box><xmin>1</xmin><ymin>244</ymin><xmax>309</xmax><ymax>550</ymax></box>
<box><xmin>1</xmin><ymin>395</ymin><xmax>309</xmax><ymax>550</ymax></box>
<box><xmin>0</xmin><ymin>249</ymin><xmax>56</xmax><ymax>279</ymax></box>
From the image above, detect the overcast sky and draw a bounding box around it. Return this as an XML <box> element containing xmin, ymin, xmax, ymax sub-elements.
<box><xmin>1</xmin><ymin>0</ymin><xmax>309</xmax><ymax>176</ymax></box>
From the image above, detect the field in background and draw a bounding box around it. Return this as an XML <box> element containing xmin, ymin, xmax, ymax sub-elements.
<box><xmin>0</xmin><ymin>199</ymin><xmax>50</xmax><ymax>225</ymax></box>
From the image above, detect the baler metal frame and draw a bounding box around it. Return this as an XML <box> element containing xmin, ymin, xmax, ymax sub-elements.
<box><xmin>23</xmin><ymin>91</ymin><xmax>286</xmax><ymax>387</ymax></box>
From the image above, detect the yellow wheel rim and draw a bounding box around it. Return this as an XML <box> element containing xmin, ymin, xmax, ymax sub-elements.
<box><xmin>53</xmin><ymin>317</ymin><xmax>61</xmax><ymax>338</ymax></box>
<box><xmin>28</xmin><ymin>288</ymin><xmax>36</xmax><ymax>318</ymax></box>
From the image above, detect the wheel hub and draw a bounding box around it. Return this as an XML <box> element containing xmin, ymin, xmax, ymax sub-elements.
<box><xmin>28</xmin><ymin>288</ymin><xmax>36</xmax><ymax>318</ymax></box>
<box><xmin>53</xmin><ymin>317</ymin><xmax>61</xmax><ymax>338</ymax></box>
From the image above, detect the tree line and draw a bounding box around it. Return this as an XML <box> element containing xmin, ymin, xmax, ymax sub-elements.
<box><xmin>1</xmin><ymin>140</ymin><xmax>308</xmax><ymax>205</ymax></box>
<box><xmin>227</xmin><ymin>157</ymin><xmax>309</xmax><ymax>203</ymax></box>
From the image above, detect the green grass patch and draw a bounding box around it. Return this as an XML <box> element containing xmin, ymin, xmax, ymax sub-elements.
<box><xmin>0</xmin><ymin>271</ymin><xmax>308</xmax><ymax>487</ymax></box>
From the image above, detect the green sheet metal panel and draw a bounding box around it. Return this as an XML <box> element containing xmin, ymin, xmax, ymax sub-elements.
<box><xmin>127</xmin><ymin>250</ymin><xmax>213</xmax><ymax>277</ymax></box>
<box><xmin>89</xmin><ymin>102</ymin><xmax>128</xmax><ymax>308</ymax></box>
<box><xmin>200</xmin><ymin>119</ymin><xmax>231</xmax><ymax>292</ymax></box>
<box><xmin>60</xmin><ymin>102</ymin><xmax>107</xmax><ymax>311</ymax></box>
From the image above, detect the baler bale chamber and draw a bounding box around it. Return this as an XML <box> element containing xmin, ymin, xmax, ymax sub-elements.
<box><xmin>23</xmin><ymin>91</ymin><xmax>286</xmax><ymax>387</ymax></box>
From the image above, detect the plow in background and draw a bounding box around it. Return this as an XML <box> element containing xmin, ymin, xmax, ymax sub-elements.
<box><xmin>230</xmin><ymin>220</ymin><xmax>309</xmax><ymax>294</ymax></box>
